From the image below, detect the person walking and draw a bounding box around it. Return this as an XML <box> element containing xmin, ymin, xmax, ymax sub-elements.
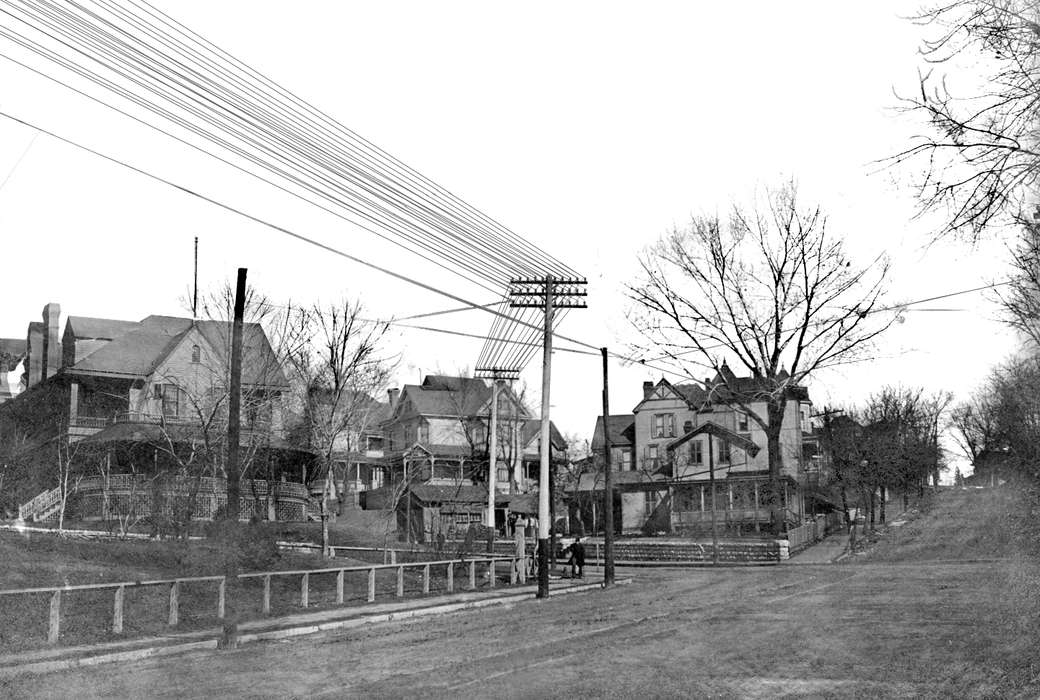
<box><xmin>567</xmin><ymin>537</ymin><xmax>586</xmax><ymax>579</ymax></box>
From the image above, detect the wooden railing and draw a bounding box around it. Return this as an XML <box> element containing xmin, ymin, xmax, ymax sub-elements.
<box><xmin>0</xmin><ymin>555</ymin><xmax>523</xmax><ymax>646</ymax></box>
<box><xmin>17</xmin><ymin>487</ymin><xmax>62</xmax><ymax>521</ymax></box>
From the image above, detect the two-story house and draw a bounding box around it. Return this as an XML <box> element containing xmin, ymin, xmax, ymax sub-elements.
<box><xmin>576</xmin><ymin>363</ymin><xmax>815</xmax><ymax>536</ymax></box>
<box><xmin>361</xmin><ymin>374</ymin><xmax>567</xmax><ymax>542</ymax></box>
<box><xmin>0</xmin><ymin>303</ymin><xmax>311</xmax><ymax>523</ymax></box>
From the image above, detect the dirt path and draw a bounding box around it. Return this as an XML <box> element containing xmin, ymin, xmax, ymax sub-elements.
<box><xmin>4</xmin><ymin>489</ymin><xmax>1038</xmax><ymax>699</ymax></box>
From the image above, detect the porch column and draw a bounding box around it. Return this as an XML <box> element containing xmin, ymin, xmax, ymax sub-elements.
<box><xmin>728</xmin><ymin>483</ymin><xmax>733</xmax><ymax>509</ymax></box>
<box><xmin>754</xmin><ymin>481</ymin><xmax>761</xmax><ymax>533</ymax></box>
<box><xmin>699</xmin><ymin>485</ymin><xmax>705</xmax><ymax>512</ymax></box>
<box><xmin>69</xmin><ymin>382</ymin><xmax>79</xmax><ymax>427</ymax></box>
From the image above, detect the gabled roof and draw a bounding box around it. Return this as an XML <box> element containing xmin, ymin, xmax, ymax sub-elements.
<box><xmin>65</xmin><ymin>316</ymin><xmax>140</xmax><ymax>341</ymax></box>
<box><xmin>395</xmin><ymin>377</ymin><xmax>492</xmax><ymax>417</ymax></box>
<box><xmin>591</xmin><ymin>414</ymin><xmax>635</xmax><ymax>450</ymax></box>
<box><xmin>706</xmin><ymin>363</ymin><xmax>808</xmax><ymax>403</ymax></box>
<box><xmin>665</xmin><ymin>420</ymin><xmax>761</xmax><ymax>456</ymax></box>
<box><xmin>69</xmin><ymin>316</ymin><xmax>192</xmax><ymax>378</ymax></box>
<box><xmin>64</xmin><ymin>315</ymin><xmax>287</xmax><ymax>387</ymax></box>
<box><xmin>520</xmin><ymin>418</ymin><xmax>567</xmax><ymax>451</ymax></box>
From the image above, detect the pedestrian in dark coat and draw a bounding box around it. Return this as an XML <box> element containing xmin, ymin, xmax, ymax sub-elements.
<box><xmin>567</xmin><ymin>537</ymin><xmax>586</xmax><ymax>578</ymax></box>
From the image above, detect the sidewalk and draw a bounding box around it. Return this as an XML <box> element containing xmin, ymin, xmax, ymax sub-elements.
<box><xmin>785</xmin><ymin>532</ymin><xmax>850</xmax><ymax>564</ymax></box>
<box><xmin>0</xmin><ymin>577</ymin><xmax>626</xmax><ymax>678</ymax></box>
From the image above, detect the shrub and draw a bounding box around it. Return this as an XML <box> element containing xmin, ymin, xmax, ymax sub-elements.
<box><xmin>203</xmin><ymin>520</ymin><xmax>279</xmax><ymax>572</ymax></box>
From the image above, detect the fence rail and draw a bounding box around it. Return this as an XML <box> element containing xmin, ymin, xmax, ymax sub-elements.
<box><xmin>0</xmin><ymin>554</ymin><xmax>525</xmax><ymax>646</ymax></box>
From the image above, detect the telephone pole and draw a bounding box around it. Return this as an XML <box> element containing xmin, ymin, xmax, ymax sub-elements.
<box><xmin>226</xmin><ymin>267</ymin><xmax>247</xmax><ymax>522</ymax></box>
<box><xmin>601</xmin><ymin>347</ymin><xmax>615</xmax><ymax>585</ymax></box>
<box><xmin>509</xmin><ymin>275</ymin><xmax>586</xmax><ymax>599</ymax></box>
<box><xmin>475</xmin><ymin>367</ymin><xmax>520</xmax><ymax>534</ymax></box>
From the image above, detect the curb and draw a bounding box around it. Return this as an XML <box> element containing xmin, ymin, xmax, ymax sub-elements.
<box><xmin>0</xmin><ymin>578</ymin><xmax>629</xmax><ymax>679</ymax></box>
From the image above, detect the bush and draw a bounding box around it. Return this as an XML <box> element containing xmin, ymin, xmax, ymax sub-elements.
<box><xmin>202</xmin><ymin>520</ymin><xmax>279</xmax><ymax>572</ymax></box>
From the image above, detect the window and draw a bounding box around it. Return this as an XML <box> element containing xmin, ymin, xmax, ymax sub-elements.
<box><xmin>622</xmin><ymin>449</ymin><xmax>632</xmax><ymax>470</ymax></box>
<box><xmin>647</xmin><ymin>444</ymin><xmax>659</xmax><ymax>467</ymax></box>
<box><xmin>737</xmin><ymin>412</ymin><xmax>749</xmax><ymax>432</ymax></box>
<box><xmin>154</xmin><ymin>384</ymin><xmax>180</xmax><ymax>417</ymax></box>
<box><xmin>652</xmin><ymin>413</ymin><xmax>675</xmax><ymax>438</ymax></box>
<box><xmin>718</xmin><ymin>441</ymin><xmax>731</xmax><ymax>464</ymax></box>
<box><xmin>690</xmin><ymin>440</ymin><xmax>703</xmax><ymax>465</ymax></box>
<box><xmin>191</xmin><ymin>345</ymin><xmax>201</xmax><ymax>363</ymax></box>
<box><xmin>418</xmin><ymin>421</ymin><xmax>429</xmax><ymax>444</ymax></box>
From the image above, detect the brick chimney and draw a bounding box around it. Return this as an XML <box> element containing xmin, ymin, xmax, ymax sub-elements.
<box><xmin>41</xmin><ymin>303</ymin><xmax>61</xmax><ymax>380</ymax></box>
<box><xmin>642</xmin><ymin>381</ymin><xmax>654</xmax><ymax>399</ymax></box>
<box><xmin>25</xmin><ymin>322</ymin><xmax>43</xmax><ymax>388</ymax></box>
<box><xmin>387</xmin><ymin>388</ymin><xmax>400</xmax><ymax>409</ymax></box>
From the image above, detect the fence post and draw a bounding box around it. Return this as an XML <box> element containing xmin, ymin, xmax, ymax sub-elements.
<box><xmin>520</xmin><ymin>555</ymin><xmax>527</xmax><ymax>584</ymax></box>
<box><xmin>217</xmin><ymin>578</ymin><xmax>226</xmax><ymax>620</ymax></box>
<box><xmin>112</xmin><ymin>585</ymin><xmax>124</xmax><ymax>634</ymax></box>
<box><xmin>300</xmin><ymin>573</ymin><xmax>309</xmax><ymax>608</ymax></box>
<box><xmin>487</xmin><ymin>560</ymin><xmax>496</xmax><ymax>588</ymax></box>
<box><xmin>367</xmin><ymin>568</ymin><xmax>376</xmax><ymax>603</ymax></box>
<box><xmin>390</xmin><ymin>550</ymin><xmax>397</xmax><ymax>565</ymax></box>
<box><xmin>262</xmin><ymin>574</ymin><xmax>271</xmax><ymax>615</ymax></box>
<box><xmin>336</xmin><ymin>570</ymin><xmax>345</xmax><ymax>605</ymax></box>
<box><xmin>468</xmin><ymin>560</ymin><xmax>476</xmax><ymax>590</ymax></box>
<box><xmin>510</xmin><ymin>558</ymin><xmax>518</xmax><ymax>585</ymax></box>
<box><xmin>446</xmin><ymin>562</ymin><xmax>454</xmax><ymax>593</ymax></box>
<box><xmin>168</xmin><ymin>581</ymin><xmax>179</xmax><ymax>627</ymax></box>
<box><xmin>396</xmin><ymin>566</ymin><xmax>404</xmax><ymax>597</ymax></box>
<box><xmin>422</xmin><ymin>564</ymin><xmax>430</xmax><ymax>594</ymax></box>
<box><xmin>48</xmin><ymin>590</ymin><xmax>61</xmax><ymax>644</ymax></box>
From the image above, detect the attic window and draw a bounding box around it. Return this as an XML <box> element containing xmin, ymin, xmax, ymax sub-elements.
<box><xmin>191</xmin><ymin>345</ymin><xmax>201</xmax><ymax>363</ymax></box>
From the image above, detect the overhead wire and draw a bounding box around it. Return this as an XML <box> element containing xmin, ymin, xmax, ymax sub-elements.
<box><xmin>0</xmin><ymin>0</ymin><xmax>578</xmax><ymax>287</ymax></box>
<box><xmin>0</xmin><ymin>5</ymin><xmax>518</xmax><ymax>292</ymax></box>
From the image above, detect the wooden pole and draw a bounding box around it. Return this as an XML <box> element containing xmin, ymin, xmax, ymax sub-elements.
<box><xmin>536</xmin><ymin>275</ymin><xmax>554</xmax><ymax>599</ymax></box>
<box><xmin>709</xmin><ymin>433</ymin><xmax>718</xmax><ymax>566</ymax></box>
<box><xmin>226</xmin><ymin>267</ymin><xmax>247</xmax><ymax>521</ymax></box>
<box><xmin>601</xmin><ymin>347</ymin><xmax>615</xmax><ymax>585</ymax></box>
<box><xmin>487</xmin><ymin>379</ymin><xmax>500</xmax><ymax>529</ymax></box>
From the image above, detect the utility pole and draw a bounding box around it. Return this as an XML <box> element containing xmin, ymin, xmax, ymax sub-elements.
<box><xmin>218</xmin><ymin>266</ymin><xmax>246</xmax><ymax>651</ymax></box>
<box><xmin>475</xmin><ymin>367</ymin><xmax>519</xmax><ymax>553</ymax></box>
<box><xmin>708</xmin><ymin>432</ymin><xmax>718</xmax><ymax>565</ymax></box>
<box><xmin>509</xmin><ymin>275</ymin><xmax>586</xmax><ymax>599</ymax></box>
<box><xmin>226</xmin><ymin>267</ymin><xmax>247</xmax><ymax>522</ymax></box>
<box><xmin>192</xmin><ymin>236</ymin><xmax>199</xmax><ymax>319</ymax></box>
<box><xmin>601</xmin><ymin>347</ymin><xmax>615</xmax><ymax>585</ymax></box>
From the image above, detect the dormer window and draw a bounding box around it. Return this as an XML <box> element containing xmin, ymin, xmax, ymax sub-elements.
<box><xmin>191</xmin><ymin>345</ymin><xmax>201</xmax><ymax>363</ymax></box>
<box><xmin>737</xmin><ymin>412</ymin><xmax>749</xmax><ymax>432</ymax></box>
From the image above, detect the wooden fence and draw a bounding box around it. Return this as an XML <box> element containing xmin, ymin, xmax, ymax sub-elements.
<box><xmin>785</xmin><ymin>512</ymin><xmax>843</xmax><ymax>552</ymax></box>
<box><xmin>0</xmin><ymin>555</ymin><xmax>523</xmax><ymax>647</ymax></box>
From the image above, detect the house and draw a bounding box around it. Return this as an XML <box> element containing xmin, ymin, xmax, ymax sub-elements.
<box><xmin>571</xmin><ymin>364</ymin><xmax>816</xmax><ymax>536</ymax></box>
<box><xmin>0</xmin><ymin>303</ymin><xmax>311</xmax><ymax>522</ymax></box>
<box><xmin>361</xmin><ymin>374</ymin><xmax>567</xmax><ymax>542</ymax></box>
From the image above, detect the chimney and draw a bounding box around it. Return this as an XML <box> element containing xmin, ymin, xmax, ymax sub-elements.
<box><xmin>642</xmin><ymin>381</ymin><xmax>654</xmax><ymax>399</ymax></box>
<box><xmin>387</xmin><ymin>388</ymin><xmax>400</xmax><ymax>408</ymax></box>
<box><xmin>41</xmin><ymin>303</ymin><xmax>61</xmax><ymax>380</ymax></box>
<box><xmin>25</xmin><ymin>322</ymin><xmax>43</xmax><ymax>388</ymax></box>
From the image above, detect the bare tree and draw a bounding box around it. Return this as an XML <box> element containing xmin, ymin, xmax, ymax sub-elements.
<box><xmin>996</xmin><ymin>215</ymin><xmax>1040</xmax><ymax>348</ymax></box>
<box><xmin>54</xmin><ymin>426</ymin><xmax>83</xmax><ymax>533</ymax></box>
<box><xmin>629</xmin><ymin>181</ymin><xmax>892</xmax><ymax>534</ymax></box>
<box><xmin>891</xmin><ymin>0</ymin><xmax>1040</xmax><ymax>239</ymax></box>
<box><xmin>289</xmin><ymin>299</ymin><xmax>395</xmax><ymax>557</ymax></box>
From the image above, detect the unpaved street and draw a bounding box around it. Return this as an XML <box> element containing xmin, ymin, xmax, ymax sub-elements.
<box><xmin>4</xmin><ymin>491</ymin><xmax>1038</xmax><ymax>698</ymax></box>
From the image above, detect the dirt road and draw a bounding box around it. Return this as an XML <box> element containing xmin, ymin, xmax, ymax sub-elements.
<box><xmin>4</xmin><ymin>489</ymin><xmax>1038</xmax><ymax>698</ymax></box>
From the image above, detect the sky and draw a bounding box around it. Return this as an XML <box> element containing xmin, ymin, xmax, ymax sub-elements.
<box><xmin>0</xmin><ymin>1</ymin><xmax>1020</xmax><ymax>470</ymax></box>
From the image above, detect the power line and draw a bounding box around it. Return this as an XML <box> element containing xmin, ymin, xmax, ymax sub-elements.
<box><xmin>0</xmin><ymin>0</ymin><xmax>579</xmax><ymax>290</ymax></box>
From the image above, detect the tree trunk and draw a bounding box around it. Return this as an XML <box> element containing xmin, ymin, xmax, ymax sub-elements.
<box><xmin>839</xmin><ymin>485</ymin><xmax>851</xmax><ymax>531</ymax></box>
<box><xmin>879</xmin><ymin>486</ymin><xmax>886</xmax><ymax>525</ymax></box>
<box><xmin>869</xmin><ymin>489</ymin><xmax>876</xmax><ymax>529</ymax></box>
<box><xmin>765</xmin><ymin>401</ymin><xmax>785</xmax><ymax>536</ymax></box>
